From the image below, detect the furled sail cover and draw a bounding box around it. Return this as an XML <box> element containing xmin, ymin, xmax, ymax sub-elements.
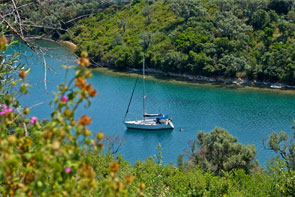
<box><xmin>144</xmin><ymin>113</ymin><xmax>169</xmax><ymax>119</ymax></box>
<box><xmin>144</xmin><ymin>113</ymin><xmax>163</xmax><ymax>117</ymax></box>
<box><xmin>157</xmin><ymin>115</ymin><xmax>169</xmax><ymax>119</ymax></box>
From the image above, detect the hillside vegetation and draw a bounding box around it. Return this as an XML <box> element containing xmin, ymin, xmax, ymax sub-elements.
<box><xmin>69</xmin><ymin>0</ymin><xmax>295</xmax><ymax>85</ymax></box>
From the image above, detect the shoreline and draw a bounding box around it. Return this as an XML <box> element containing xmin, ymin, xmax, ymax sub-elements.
<box><xmin>24</xmin><ymin>35</ymin><xmax>77</xmax><ymax>50</ymax></box>
<box><xmin>16</xmin><ymin>36</ymin><xmax>295</xmax><ymax>93</ymax></box>
<box><xmin>58</xmin><ymin>40</ymin><xmax>77</xmax><ymax>50</ymax></box>
<box><xmin>92</xmin><ymin>67</ymin><xmax>295</xmax><ymax>95</ymax></box>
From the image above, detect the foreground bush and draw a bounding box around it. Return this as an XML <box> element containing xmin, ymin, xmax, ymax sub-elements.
<box><xmin>0</xmin><ymin>37</ymin><xmax>140</xmax><ymax>196</ymax></box>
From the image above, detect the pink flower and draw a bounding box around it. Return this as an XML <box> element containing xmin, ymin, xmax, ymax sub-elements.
<box><xmin>30</xmin><ymin>116</ymin><xmax>38</xmax><ymax>125</ymax></box>
<box><xmin>65</xmin><ymin>168</ymin><xmax>71</xmax><ymax>173</ymax></box>
<box><xmin>60</xmin><ymin>96</ymin><xmax>68</xmax><ymax>102</ymax></box>
<box><xmin>0</xmin><ymin>105</ymin><xmax>13</xmax><ymax>115</ymax></box>
<box><xmin>2</xmin><ymin>105</ymin><xmax>7</xmax><ymax>110</ymax></box>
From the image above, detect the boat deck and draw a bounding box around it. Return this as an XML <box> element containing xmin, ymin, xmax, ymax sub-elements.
<box><xmin>124</xmin><ymin>119</ymin><xmax>174</xmax><ymax>130</ymax></box>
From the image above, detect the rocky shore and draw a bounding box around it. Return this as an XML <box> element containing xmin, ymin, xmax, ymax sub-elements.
<box><xmin>23</xmin><ymin>36</ymin><xmax>77</xmax><ymax>50</ymax></box>
<box><xmin>127</xmin><ymin>68</ymin><xmax>295</xmax><ymax>90</ymax></box>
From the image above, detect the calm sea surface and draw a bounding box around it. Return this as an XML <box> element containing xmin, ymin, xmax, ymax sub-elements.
<box><xmin>10</xmin><ymin>40</ymin><xmax>295</xmax><ymax>165</ymax></box>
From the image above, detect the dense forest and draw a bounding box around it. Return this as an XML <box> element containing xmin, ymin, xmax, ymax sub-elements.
<box><xmin>3</xmin><ymin>0</ymin><xmax>295</xmax><ymax>84</ymax></box>
<box><xmin>65</xmin><ymin>0</ymin><xmax>295</xmax><ymax>85</ymax></box>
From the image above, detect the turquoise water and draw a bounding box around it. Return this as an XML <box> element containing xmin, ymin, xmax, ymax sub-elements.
<box><xmin>11</xmin><ymin>40</ymin><xmax>295</xmax><ymax>165</ymax></box>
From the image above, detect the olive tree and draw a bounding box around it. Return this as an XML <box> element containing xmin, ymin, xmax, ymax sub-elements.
<box><xmin>216</xmin><ymin>11</ymin><xmax>253</xmax><ymax>40</ymax></box>
<box><xmin>169</xmin><ymin>0</ymin><xmax>206</xmax><ymax>21</ymax></box>
<box><xmin>250</xmin><ymin>9</ymin><xmax>270</xmax><ymax>30</ymax></box>
<box><xmin>186</xmin><ymin>127</ymin><xmax>257</xmax><ymax>175</ymax></box>
<box><xmin>265</xmin><ymin>129</ymin><xmax>295</xmax><ymax>171</ymax></box>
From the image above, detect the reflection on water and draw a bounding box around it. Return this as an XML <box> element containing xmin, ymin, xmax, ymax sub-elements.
<box><xmin>122</xmin><ymin>128</ymin><xmax>174</xmax><ymax>163</ymax></box>
<box><xmin>125</xmin><ymin>128</ymin><xmax>173</xmax><ymax>137</ymax></box>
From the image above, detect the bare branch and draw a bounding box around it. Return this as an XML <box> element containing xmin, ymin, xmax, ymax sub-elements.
<box><xmin>11</xmin><ymin>0</ymin><xmax>24</xmax><ymax>36</ymax></box>
<box><xmin>41</xmin><ymin>50</ymin><xmax>49</xmax><ymax>94</ymax></box>
<box><xmin>0</xmin><ymin>14</ymin><xmax>35</xmax><ymax>51</ymax></box>
<box><xmin>22</xmin><ymin>24</ymin><xmax>68</xmax><ymax>32</ymax></box>
<box><xmin>3</xmin><ymin>2</ymin><xmax>36</xmax><ymax>18</ymax></box>
<box><xmin>104</xmin><ymin>136</ymin><xmax>125</xmax><ymax>154</ymax></box>
<box><xmin>23</xmin><ymin>122</ymin><xmax>28</xmax><ymax>136</ymax></box>
<box><xmin>63</xmin><ymin>14</ymin><xmax>92</xmax><ymax>24</ymax></box>
<box><xmin>28</xmin><ymin>102</ymin><xmax>44</xmax><ymax>109</ymax></box>
<box><xmin>0</xmin><ymin>0</ymin><xmax>85</xmax><ymax>93</ymax></box>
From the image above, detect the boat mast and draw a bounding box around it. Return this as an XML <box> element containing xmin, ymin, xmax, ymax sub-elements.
<box><xmin>123</xmin><ymin>76</ymin><xmax>139</xmax><ymax>122</ymax></box>
<box><xmin>143</xmin><ymin>58</ymin><xmax>146</xmax><ymax>120</ymax></box>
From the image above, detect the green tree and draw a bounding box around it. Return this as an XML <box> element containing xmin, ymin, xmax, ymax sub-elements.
<box><xmin>169</xmin><ymin>0</ymin><xmax>205</xmax><ymax>21</ymax></box>
<box><xmin>217</xmin><ymin>54</ymin><xmax>249</xmax><ymax>77</ymax></box>
<box><xmin>236</xmin><ymin>0</ymin><xmax>269</xmax><ymax>18</ymax></box>
<box><xmin>139</xmin><ymin>31</ymin><xmax>154</xmax><ymax>53</ymax></box>
<box><xmin>251</xmin><ymin>9</ymin><xmax>270</xmax><ymax>30</ymax></box>
<box><xmin>266</xmin><ymin>129</ymin><xmax>295</xmax><ymax>171</ymax></box>
<box><xmin>112</xmin><ymin>32</ymin><xmax>123</xmax><ymax>47</ymax></box>
<box><xmin>162</xmin><ymin>51</ymin><xmax>187</xmax><ymax>72</ymax></box>
<box><xmin>117</xmin><ymin>17</ymin><xmax>128</xmax><ymax>33</ymax></box>
<box><xmin>216</xmin><ymin>11</ymin><xmax>253</xmax><ymax>40</ymax></box>
<box><xmin>269</xmin><ymin>0</ymin><xmax>293</xmax><ymax>15</ymax></box>
<box><xmin>186</xmin><ymin>127</ymin><xmax>257</xmax><ymax>175</ymax></box>
<box><xmin>188</xmin><ymin>51</ymin><xmax>212</xmax><ymax>74</ymax></box>
<box><xmin>174</xmin><ymin>30</ymin><xmax>209</xmax><ymax>53</ymax></box>
<box><xmin>142</xmin><ymin>5</ymin><xmax>153</xmax><ymax>25</ymax></box>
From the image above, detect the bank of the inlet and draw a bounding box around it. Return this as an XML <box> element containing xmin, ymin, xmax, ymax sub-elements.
<box><xmin>22</xmin><ymin>36</ymin><xmax>295</xmax><ymax>92</ymax></box>
<box><xmin>92</xmin><ymin>65</ymin><xmax>295</xmax><ymax>91</ymax></box>
<box><xmin>16</xmin><ymin>37</ymin><xmax>295</xmax><ymax>91</ymax></box>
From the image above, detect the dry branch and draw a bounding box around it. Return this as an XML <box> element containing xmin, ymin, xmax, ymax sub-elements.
<box><xmin>22</xmin><ymin>24</ymin><xmax>68</xmax><ymax>32</ymax></box>
<box><xmin>0</xmin><ymin>14</ymin><xmax>35</xmax><ymax>51</ymax></box>
<box><xmin>41</xmin><ymin>50</ymin><xmax>48</xmax><ymax>94</ymax></box>
<box><xmin>11</xmin><ymin>0</ymin><xmax>24</xmax><ymax>36</ymax></box>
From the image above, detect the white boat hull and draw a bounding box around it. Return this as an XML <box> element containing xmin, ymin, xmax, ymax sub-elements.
<box><xmin>124</xmin><ymin>119</ymin><xmax>174</xmax><ymax>130</ymax></box>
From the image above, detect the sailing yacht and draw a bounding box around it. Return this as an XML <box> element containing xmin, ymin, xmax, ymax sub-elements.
<box><xmin>123</xmin><ymin>59</ymin><xmax>174</xmax><ymax>130</ymax></box>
